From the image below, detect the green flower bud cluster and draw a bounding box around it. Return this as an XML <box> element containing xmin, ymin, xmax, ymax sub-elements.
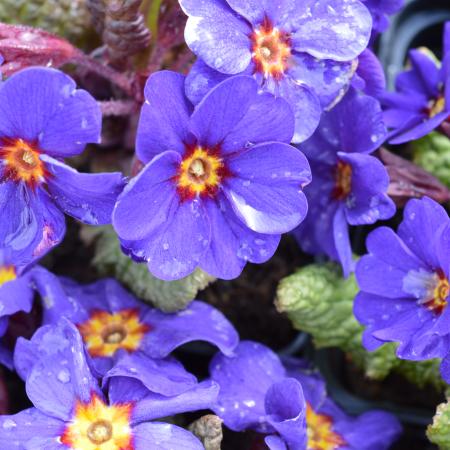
<box><xmin>412</xmin><ymin>132</ymin><xmax>450</xmax><ymax>188</ymax></box>
<box><xmin>428</xmin><ymin>399</ymin><xmax>450</xmax><ymax>450</ymax></box>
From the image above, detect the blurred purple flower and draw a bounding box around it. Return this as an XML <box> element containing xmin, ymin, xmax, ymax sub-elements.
<box><xmin>26</xmin><ymin>276</ymin><xmax>238</xmax><ymax>375</ymax></box>
<box><xmin>362</xmin><ymin>0</ymin><xmax>404</xmax><ymax>36</ymax></box>
<box><xmin>209</xmin><ymin>341</ymin><xmax>401</xmax><ymax>450</ymax></box>
<box><xmin>382</xmin><ymin>22</ymin><xmax>450</xmax><ymax>144</ymax></box>
<box><xmin>293</xmin><ymin>88</ymin><xmax>395</xmax><ymax>276</ymax></box>
<box><xmin>113</xmin><ymin>72</ymin><xmax>311</xmax><ymax>281</ymax></box>
<box><xmin>3</xmin><ymin>319</ymin><xmax>217</xmax><ymax>449</ymax></box>
<box><xmin>181</xmin><ymin>0</ymin><xmax>372</xmax><ymax>142</ymax></box>
<box><xmin>0</xmin><ymin>67</ymin><xmax>125</xmax><ymax>257</ymax></box>
<box><xmin>354</xmin><ymin>197</ymin><xmax>450</xmax><ymax>360</ymax></box>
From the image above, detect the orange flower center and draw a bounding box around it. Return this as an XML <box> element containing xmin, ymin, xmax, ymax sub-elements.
<box><xmin>251</xmin><ymin>17</ymin><xmax>291</xmax><ymax>80</ymax></box>
<box><xmin>176</xmin><ymin>146</ymin><xmax>226</xmax><ymax>201</ymax></box>
<box><xmin>332</xmin><ymin>161</ymin><xmax>352</xmax><ymax>200</ymax></box>
<box><xmin>0</xmin><ymin>265</ymin><xmax>16</xmax><ymax>287</ymax></box>
<box><xmin>0</xmin><ymin>138</ymin><xmax>47</xmax><ymax>188</ymax></box>
<box><xmin>306</xmin><ymin>403</ymin><xmax>346</xmax><ymax>450</ymax></box>
<box><xmin>61</xmin><ymin>393</ymin><xmax>133</xmax><ymax>450</ymax></box>
<box><xmin>77</xmin><ymin>309</ymin><xmax>150</xmax><ymax>358</ymax></box>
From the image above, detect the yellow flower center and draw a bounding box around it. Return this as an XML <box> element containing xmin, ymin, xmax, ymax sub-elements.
<box><xmin>251</xmin><ymin>17</ymin><xmax>291</xmax><ymax>80</ymax></box>
<box><xmin>61</xmin><ymin>393</ymin><xmax>133</xmax><ymax>450</ymax></box>
<box><xmin>424</xmin><ymin>269</ymin><xmax>449</xmax><ymax>315</ymax></box>
<box><xmin>0</xmin><ymin>265</ymin><xmax>16</xmax><ymax>287</ymax></box>
<box><xmin>428</xmin><ymin>96</ymin><xmax>446</xmax><ymax>118</ymax></box>
<box><xmin>177</xmin><ymin>146</ymin><xmax>225</xmax><ymax>200</ymax></box>
<box><xmin>306</xmin><ymin>403</ymin><xmax>346</xmax><ymax>450</ymax></box>
<box><xmin>77</xmin><ymin>309</ymin><xmax>150</xmax><ymax>358</ymax></box>
<box><xmin>332</xmin><ymin>160</ymin><xmax>352</xmax><ymax>200</ymax></box>
<box><xmin>0</xmin><ymin>138</ymin><xmax>47</xmax><ymax>187</ymax></box>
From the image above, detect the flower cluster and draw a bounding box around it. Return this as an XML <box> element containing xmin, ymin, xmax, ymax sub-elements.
<box><xmin>2</xmin><ymin>0</ymin><xmax>450</xmax><ymax>448</ymax></box>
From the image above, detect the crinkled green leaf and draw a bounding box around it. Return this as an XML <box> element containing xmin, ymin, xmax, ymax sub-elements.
<box><xmin>276</xmin><ymin>262</ymin><xmax>445</xmax><ymax>387</ymax></box>
<box><xmin>428</xmin><ymin>398</ymin><xmax>450</xmax><ymax>449</ymax></box>
<box><xmin>87</xmin><ymin>226</ymin><xmax>216</xmax><ymax>312</ymax></box>
<box><xmin>413</xmin><ymin>132</ymin><xmax>450</xmax><ymax>188</ymax></box>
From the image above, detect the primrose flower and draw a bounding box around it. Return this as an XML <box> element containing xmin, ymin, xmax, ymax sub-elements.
<box><xmin>4</xmin><ymin>320</ymin><xmax>217</xmax><ymax>449</ymax></box>
<box><xmin>294</xmin><ymin>88</ymin><xmax>395</xmax><ymax>276</ymax></box>
<box><xmin>0</xmin><ymin>67</ymin><xmax>125</xmax><ymax>257</ymax></box>
<box><xmin>0</xmin><ymin>246</ymin><xmax>65</xmax><ymax>369</ymax></box>
<box><xmin>31</xmin><ymin>277</ymin><xmax>238</xmax><ymax>375</ymax></box>
<box><xmin>209</xmin><ymin>341</ymin><xmax>401</xmax><ymax>450</ymax></box>
<box><xmin>181</xmin><ymin>0</ymin><xmax>372</xmax><ymax>142</ymax></box>
<box><xmin>113</xmin><ymin>72</ymin><xmax>311</xmax><ymax>281</ymax></box>
<box><xmin>354</xmin><ymin>197</ymin><xmax>450</xmax><ymax>360</ymax></box>
<box><xmin>381</xmin><ymin>22</ymin><xmax>450</xmax><ymax>144</ymax></box>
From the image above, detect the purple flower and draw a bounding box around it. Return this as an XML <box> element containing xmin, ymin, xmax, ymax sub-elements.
<box><xmin>293</xmin><ymin>88</ymin><xmax>395</xmax><ymax>276</ymax></box>
<box><xmin>112</xmin><ymin>72</ymin><xmax>311</xmax><ymax>281</ymax></box>
<box><xmin>27</xmin><ymin>276</ymin><xmax>238</xmax><ymax>375</ymax></box>
<box><xmin>0</xmin><ymin>67</ymin><xmax>125</xmax><ymax>257</ymax></box>
<box><xmin>381</xmin><ymin>22</ymin><xmax>450</xmax><ymax>144</ymax></box>
<box><xmin>354</xmin><ymin>196</ymin><xmax>450</xmax><ymax>360</ymax></box>
<box><xmin>181</xmin><ymin>0</ymin><xmax>372</xmax><ymax>142</ymax></box>
<box><xmin>0</xmin><ymin>245</ymin><xmax>63</xmax><ymax>369</ymax></box>
<box><xmin>3</xmin><ymin>319</ymin><xmax>217</xmax><ymax>449</ymax></box>
<box><xmin>209</xmin><ymin>341</ymin><xmax>401</xmax><ymax>450</ymax></box>
<box><xmin>362</xmin><ymin>0</ymin><xmax>404</xmax><ymax>35</ymax></box>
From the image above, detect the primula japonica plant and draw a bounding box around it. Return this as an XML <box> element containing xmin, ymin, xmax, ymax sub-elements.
<box><xmin>3</xmin><ymin>0</ymin><xmax>450</xmax><ymax>449</ymax></box>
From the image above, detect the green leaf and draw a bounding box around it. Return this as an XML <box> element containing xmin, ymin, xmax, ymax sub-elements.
<box><xmin>88</xmin><ymin>226</ymin><xmax>216</xmax><ymax>312</ymax></box>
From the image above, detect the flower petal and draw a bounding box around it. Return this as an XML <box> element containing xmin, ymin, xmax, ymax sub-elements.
<box><xmin>265</xmin><ymin>378</ymin><xmax>307</xmax><ymax>449</ymax></box>
<box><xmin>131</xmin><ymin>380</ymin><xmax>219</xmax><ymax>423</ymax></box>
<box><xmin>275</xmin><ymin>78</ymin><xmax>321</xmax><ymax>143</ymax></box>
<box><xmin>210</xmin><ymin>341</ymin><xmax>286</xmax><ymax>432</ymax></box>
<box><xmin>180</xmin><ymin>0</ymin><xmax>252</xmax><ymax>74</ymax></box>
<box><xmin>333</xmin><ymin>206</ymin><xmax>354</xmax><ymax>277</ymax></box>
<box><xmin>44</xmin><ymin>156</ymin><xmax>124</xmax><ymax>226</ymax></box>
<box><xmin>113</xmin><ymin>151</ymin><xmax>179</xmax><ymax>243</ymax></box>
<box><xmin>24</xmin><ymin>320</ymin><xmax>101</xmax><ymax>421</ymax></box>
<box><xmin>292</xmin><ymin>0</ymin><xmax>372</xmax><ymax>62</ymax></box>
<box><xmin>189</xmin><ymin>76</ymin><xmax>258</xmax><ymax>148</ymax></box>
<box><xmin>185</xmin><ymin>59</ymin><xmax>230</xmax><ymax>105</ymax></box>
<box><xmin>0</xmin><ymin>67</ymin><xmax>100</xmax><ymax>157</ymax></box>
<box><xmin>288</xmin><ymin>53</ymin><xmax>354</xmax><ymax>109</ymax></box>
<box><xmin>133</xmin><ymin>422</ymin><xmax>203</xmax><ymax>450</ymax></box>
<box><xmin>339</xmin><ymin>152</ymin><xmax>395</xmax><ymax>225</ymax></box>
<box><xmin>225</xmin><ymin>143</ymin><xmax>311</xmax><ymax>234</ymax></box>
<box><xmin>140</xmin><ymin>300</ymin><xmax>239</xmax><ymax>358</ymax></box>
<box><xmin>0</xmin><ymin>408</ymin><xmax>64</xmax><ymax>450</ymax></box>
<box><xmin>104</xmin><ymin>353</ymin><xmax>197</xmax><ymax>397</ymax></box>
<box><xmin>0</xmin><ymin>182</ymin><xmax>42</xmax><ymax>255</ymax></box>
<box><xmin>221</xmin><ymin>93</ymin><xmax>295</xmax><ymax>153</ymax></box>
<box><xmin>0</xmin><ymin>272</ymin><xmax>34</xmax><ymax>317</ymax></box>
<box><xmin>200</xmin><ymin>196</ymin><xmax>280</xmax><ymax>279</ymax></box>
<box><xmin>398</xmin><ymin>197</ymin><xmax>450</xmax><ymax>269</ymax></box>
<box><xmin>137</xmin><ymin>71</ymin><xmax>193</xmax><ymax>163</ymax></box>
